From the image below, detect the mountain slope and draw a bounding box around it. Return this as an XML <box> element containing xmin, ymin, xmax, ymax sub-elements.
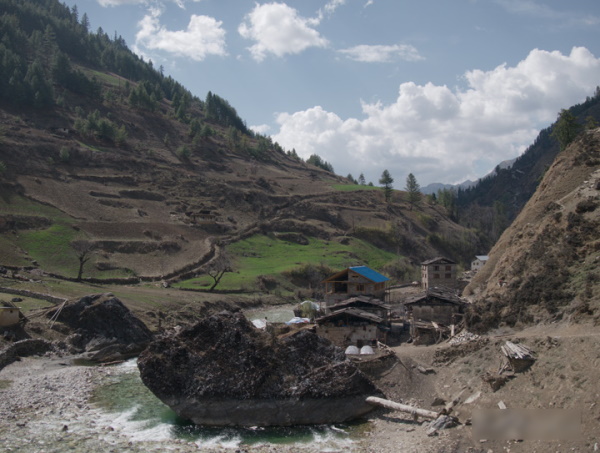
<box><xmin>464</xmin><ymin>127</ymin><xmax>600</xmax><ymax>330</ymax></box>
<box><xmin>0</xmin><ymin>0</ymin><xmax>482</xmax><ymax>291</ymax></box>
<box><xmin>456</xmin><ymin>91</ymin><xmax>600</xmax><ymax>246</ymax></box>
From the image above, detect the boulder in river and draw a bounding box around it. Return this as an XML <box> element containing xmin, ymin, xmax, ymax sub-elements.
<box><xmin>138</xmin><ymin>311</ymin><xmax>381</xmax><ymax>426</ymax></box>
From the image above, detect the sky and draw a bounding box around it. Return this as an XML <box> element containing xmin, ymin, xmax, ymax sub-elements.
<box><xmin>61</xmin><ymin>0</ymin><xmax>600</xmax><ymax>187</ymax></box>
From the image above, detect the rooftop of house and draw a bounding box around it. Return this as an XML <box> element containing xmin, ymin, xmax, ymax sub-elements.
<box><xmin>421</xmin><ymin>257</ymin><xmax>457</xmax><ymax>266</ymax></box>
<box><xmin>316</xmin><ymin>307</ymin><xmax>384</xmax><ymax>325</ymax></box>
<box><xmin>329</xmin><ymin>296</ymin><xmax>391</xmax><ymax>311</ymax></box>
<box><xmin>475</xmin><ymin>255</ymin><xmax>490</xmax><ymax>261</ymax></box>
<box><xmin>404</xmin><ymin>287</ymin><xmax>465</xmax><ymax>306</ymax></box>
<box><xmin>322</xmin><ymin>265</ymin><xmax>390</xmax><ymax>284</ymax></box>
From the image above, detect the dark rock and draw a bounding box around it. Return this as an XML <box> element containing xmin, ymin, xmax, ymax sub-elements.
<box><xmin>46</xmin><ymin>293</ymin><xmax>153</xmax><ymax>362</ymax></box>
<box><xmin>0</xmin><ymin>339</ymin><xmax>53</xmax><ymax>371</ymax></box>
<box><xmin>426</xmin><ymin>414</ymin><xmax>456</xmax><ymax>436</ymax></box>
<box><xmin>431</xmin><ymin>396</ymin><xmax>446</xmax><ymax>406</ymax></box>
<box><xmin>138</xmin><ymin>311</ymin><xmax>380</xmax><ymax>426</ymax></box>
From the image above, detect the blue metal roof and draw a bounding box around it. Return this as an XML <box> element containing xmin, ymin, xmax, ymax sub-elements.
<box><xmin>349</xmin><ymin>266</ymin><xmax>389</xmax><ymax>283</ymax></box>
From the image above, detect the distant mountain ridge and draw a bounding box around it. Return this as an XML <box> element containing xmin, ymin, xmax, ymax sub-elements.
<box><xmin>421</xmin><ymin>157</ymin><xmax>517</xmax><ymax>195</ymax></box>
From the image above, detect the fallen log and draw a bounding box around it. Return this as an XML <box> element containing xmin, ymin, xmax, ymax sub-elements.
<box><xmin>366</xmin><ymin>396</ymin><xmax>439</xmax><ymax>420</ymax></box>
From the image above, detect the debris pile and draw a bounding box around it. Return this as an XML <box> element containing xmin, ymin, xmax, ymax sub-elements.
<box><xmin>448</xmin><ymin>331</ymin><xmax>480</xmax><ymax>345</ymax></box>
<box><xmin>501</xmin><ymin>341</ymin><xmax>536</xmax><ymax>372</ymax></box>
<box><xmin>138</xmin><ymin>311</ymin><xmax>381</xmax><ymax>426</ymax></box>
<box><xmin>481</xmin><ymin>341</ymin><xmax>536</xmax><ymax>391</ymax></box>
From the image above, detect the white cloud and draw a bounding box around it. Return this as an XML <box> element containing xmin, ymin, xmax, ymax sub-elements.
<box><xmin>272</xmin><ymin>47</ymin><xmax>600</xmax><ymax>185</ymax></box>
<box><xmin>134</xmin><ymin>9</ymin><xmax>227</xmax><ymax>61</ymax></box>
<box><xmin>312</xmin><ymin>0</ymin><xmax>346</xmax><ymax>24</ymax></box>
<box><xmin>339</xmin><ymin>44</ymin><xmax>424</xmax><ymax>63</ymax></box>
<box><xmin>238</xmin><ymin>3</ymin><xmax>328</xmax><ymax>62</ymax></box>
<box><xmin>250</xmin><ymin>124</ymin><xmax>271</xmax><ymax>135</ymax></box>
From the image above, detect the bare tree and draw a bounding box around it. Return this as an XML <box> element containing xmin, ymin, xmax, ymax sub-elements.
<box><xmin>206</xmin><ymin>250</ymin><xmax>233</xmax><ymax>291</ymax></box>
<box><xmin>71</xmin><ymin>240</ymin><xmax>94</xmax><ymax>281</ymax></box>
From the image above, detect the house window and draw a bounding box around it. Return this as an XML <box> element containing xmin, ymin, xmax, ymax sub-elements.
<box><xmin>446</xmin><ymin>265</ymin><xmax>451</xmax><ymax>271</ymax></box>
<box><xmin>434</xmin><ymin>273</ymin><xmax>440</xmax><ymax>279</ymax></box>
<box><xmin>356</xmin><ymin>284</ymin><xmax>365</xmax><ymax>292</ymax></box>
<box><xmin>445</xmin><ymin>273</ymin><xmax>451</xmax><ymax>279</ymax></box>
<box><xmin>434</xmin><ymin>265</ymin><xmax>439</xmax><ymax>271</ymax></box>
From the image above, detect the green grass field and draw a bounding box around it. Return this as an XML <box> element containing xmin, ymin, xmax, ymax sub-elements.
<box><xmin>175</xmin><ymin>234</ymin><xmax>397</xmax><ymax>292</ymax></box>
<box><xmin>18</xmin><ymin>223</ymin><xmax>80</xmax><ymax>276</ymax></box>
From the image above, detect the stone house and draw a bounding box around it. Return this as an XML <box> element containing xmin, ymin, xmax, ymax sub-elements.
<box><xmin>421</xmin><ymin>257</ymin><xmax>457</xmax><ymax>290</ymax></box>
<box><xmin>315</xmin><ymin>308</ymin><xmax>386</xmax><ymax>348</ymax></box>
<box><xmin>403</xmin><ymin>287</ymin><xmax>465</xmax><ymax>344</ymax></box>
<box><xmin>322</xmin><ymin>266</ymin><xmax>389</xmax><ymax>306</ymax></box>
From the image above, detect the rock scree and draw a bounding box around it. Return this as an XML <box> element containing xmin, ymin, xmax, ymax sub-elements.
<box><xmin>137</xmin><ymin>311</ymin><xmax>381</xmax><ymax>427</ymax></box>
<box><xmin>46</xmin><ymin>293</ymin><xmax>153</xmax><ymax>362</ymax></box>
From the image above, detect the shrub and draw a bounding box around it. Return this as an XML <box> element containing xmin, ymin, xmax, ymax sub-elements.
<box><xmin>176</xmin><ymin>145</ymin><xmax>190</xmax><ymax>159</ymax></box>
<box><xmin>59</xmin><ymin>147</ymin><xmax>70</xmax><ymax>163</ymax></box>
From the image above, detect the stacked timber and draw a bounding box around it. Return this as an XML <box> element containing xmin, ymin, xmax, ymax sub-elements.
<box><xmin>501</xmin><ymin>341</ymin><xmax>535</xmax><ymax>372</ymax></box>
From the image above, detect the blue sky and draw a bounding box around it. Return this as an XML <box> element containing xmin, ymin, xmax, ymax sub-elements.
<box><xmin>62</xmin><ymin>0</ymin><xmax>600</xmax><ymax>186</ymax></box>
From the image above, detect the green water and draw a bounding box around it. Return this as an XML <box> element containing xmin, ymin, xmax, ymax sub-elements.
<box><xmin>90</xmin><ymin>360</ymin><xmax>364</xmax><ymax>448</ymax></box>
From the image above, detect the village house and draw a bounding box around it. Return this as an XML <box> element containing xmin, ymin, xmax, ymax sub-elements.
<box><xmin>326</xmin><ymin>295</ymin><xmax>391</xmax><ymax>321</ymax></box>
<box><xmin>471</xmin><ymin>255</ymin><xmax>489</xmax><ymax>272</ymax></box>
<box><xmin>315</xmin><ymin>308</ymin><xmax>386</xmax><ymax>348</ymax></box>
<box><xmin>421</xmin><ymin>257</ymin><xmax>457</xmax><ymax>290</ymax></box>
<box><xmin>189</xmin><ymin>209</ymin><xmax>216</xmax><ymax>224</ymax></box>
<box><xmin>0</xmin><ymin>306</ymin><xmax>21</xmax><ymax>327</ymax></box>
<box><xmin>403</xmin><ymin>287</ymin><xmax>465</xmax><ymax>345</ymax></box>
<box><xmin>322</xmin><ymin>266</ymin><xmax>389</xmax><ymax>306</ymax></box>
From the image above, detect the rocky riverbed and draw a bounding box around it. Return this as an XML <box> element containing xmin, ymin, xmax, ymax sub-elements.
<box><xmin>0</xmin><ymin>352</ymin><xmax>463</xmax><ymax>452</ymax></box>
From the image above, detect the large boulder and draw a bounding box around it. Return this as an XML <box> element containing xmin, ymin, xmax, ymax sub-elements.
<box><xmin>138</xmin><ymin>311</ymin><xmax>381</xmax><ymax>426</ymax></box>
<box><xmin>47</xmin><ymin>293</ymin><xmax>153</xmax><ymax>362</ymax></box>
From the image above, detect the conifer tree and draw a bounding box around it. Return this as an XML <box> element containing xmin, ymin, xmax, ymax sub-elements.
<box><xmin>551</xmin><ymin>109</ymin><xmax>580</xmax><ymax>150</ymax></box>
<box><xmin>379</xmin><ymin>169</ymin><xmax>394</xmax><ymax>203</ymax></box>
<box><xmin>405</xmin><ymin>173</ymin><xmax>421</xmax><ymax>210</ymax></box>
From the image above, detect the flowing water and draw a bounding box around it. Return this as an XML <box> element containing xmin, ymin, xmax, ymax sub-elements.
<box><xmin>85</xmin><ymin>305</ymin><xmax>365</xmax><ymax>449</ymax></box>
<box><xmin>90</xmin><ymin>359</ymin><xmax>365</xmax><ymax>450</ymax></box>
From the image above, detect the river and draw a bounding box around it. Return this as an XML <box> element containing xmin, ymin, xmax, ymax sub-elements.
<box><xmin>90</xmin><ymin>359</ymin><xmax>364</xmax><ymax>451</ymax></box>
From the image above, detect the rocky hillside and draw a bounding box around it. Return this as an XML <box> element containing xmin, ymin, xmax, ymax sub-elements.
<box><xmin>464</xmin><ymin>127</ymin><xmax>600</xmax><ymax>330</ymax></box>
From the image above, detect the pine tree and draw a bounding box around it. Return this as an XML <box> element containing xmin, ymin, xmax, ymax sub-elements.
<box><xmin>358</xmin><ymin>173</ymin><xmax>366</xmax><ymax>185</ymax></box>
<box><xmin>551</xmin><ymin>109</ymin><xmax>580</xmax><ymax>150</ymax></box>
<box><xmin>405</xmin><ymin>173</ymin><xmax>421</xmax><ymax>210</ymax></box>
<box><xmin>379</xmin><ymin>169</ymin><xmax>394</xmax><ymax>203</ymax></box>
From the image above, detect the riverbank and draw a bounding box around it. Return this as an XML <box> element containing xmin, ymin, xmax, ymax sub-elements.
<box><xmin>0</xmin><ymin>354</ymin><xmax>460</xmax><ymax>452</ymax></box>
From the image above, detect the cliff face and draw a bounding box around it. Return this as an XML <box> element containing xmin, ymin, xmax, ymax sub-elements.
<box><xmin>464</xmin><ymin>128</ymin><xmax>600</xmax><ymax>331</ymax></box>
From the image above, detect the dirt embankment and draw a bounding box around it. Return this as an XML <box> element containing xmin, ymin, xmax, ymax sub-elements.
<box><xmin>465</xmin><ymin>128</ymin><xmax>600</xmax><ymax>331</ymax></box>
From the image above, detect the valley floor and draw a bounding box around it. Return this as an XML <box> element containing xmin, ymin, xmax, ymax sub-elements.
<box><xmin>1</xmin><ymin>321</ymin><xmax>598</xmax><ymax>452</ymax></box>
